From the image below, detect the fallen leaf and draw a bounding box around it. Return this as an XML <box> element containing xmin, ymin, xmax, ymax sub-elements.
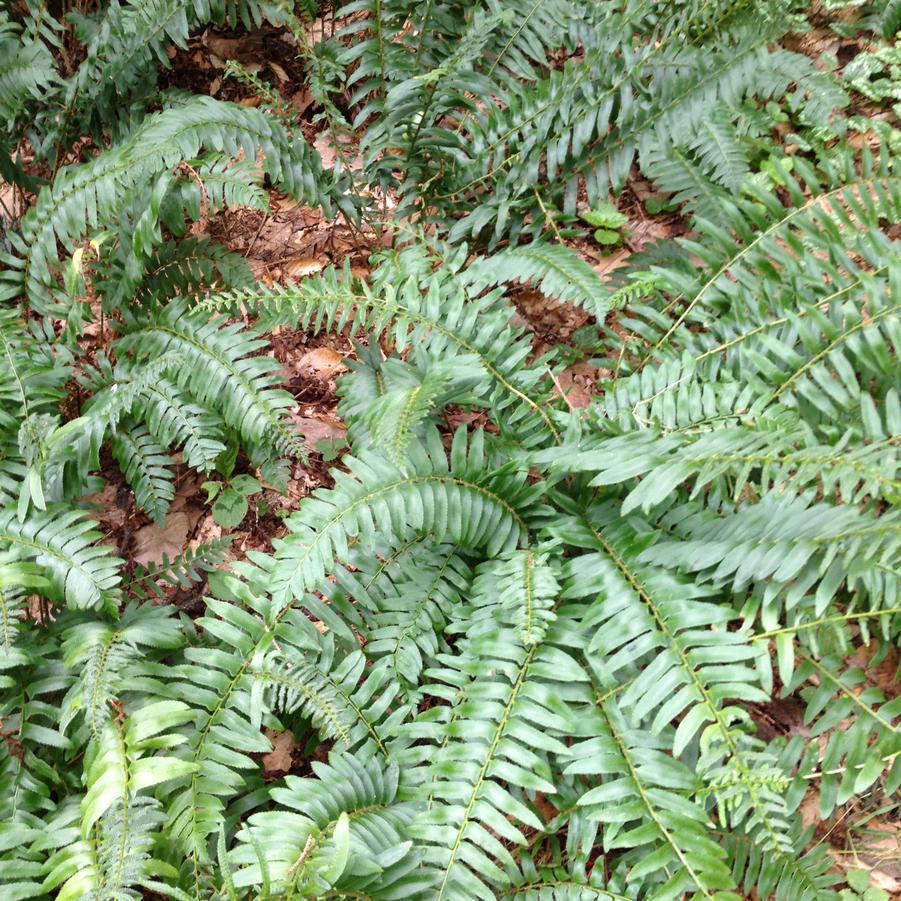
<box><xmin>203</xmin><ymin>35</ymin><xmax>243</xmax><ymax>60</ymax></box>
<box><xmin>132</xmin><ymin>512</ymin><xmax>190</xmax><ymax>567</ymax></box>
<box><xmin>84</xmin><ymin>483</ymin><xmax>126</xmax><ymax>528</ymax></box>
<box><xmin>293</xmin><ymin>414</ymin><xmax>347</xmax><ymax>450</ymax></box>
<box><xmin>284</xmin><ymin>257</ymin><xmax>325</xmax><ymax>279</ymax></box>
<box><xmin>263</xmin><ymin>729</ymin><xmax>295</xmax><ymax>774</ymax></box>
<box><xmin>299</xmin><ymin>346</ymin><xmax>347</xmax><ymax>379</ymax></box>
<box><xmin>555</xmin><ymin>365</ymin><xmax>595</xmax><ymax>409</ymax></box>
<box><xmin>290</xmin><ymin>88</ymin><xmax>313</xmax><ymax>115</ymax></box>
<box><xmin>268</xmin><ymin>61</ymin><xmax>289</xmax><ymax>82</ymax></box>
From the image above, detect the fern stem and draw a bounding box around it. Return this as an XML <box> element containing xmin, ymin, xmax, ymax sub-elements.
<box><xmin>753</xmin><ymin>607</ymin><xmax>901</xmax><ymax>640</ymax></box>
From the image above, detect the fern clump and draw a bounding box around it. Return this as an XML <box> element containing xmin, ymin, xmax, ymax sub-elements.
<box><xmin>1</xmin><ymin>0</ymin><xmax>900</xmax><ymax>899</ymax></box>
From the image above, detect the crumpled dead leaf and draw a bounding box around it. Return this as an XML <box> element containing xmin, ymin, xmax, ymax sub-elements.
<box><xmin>263</xmin><ymin>729</ymin><xmax>295</xmax><ymax>775</ymax></box>
<box><xmin>284</xmin><ymin>257</ymin><xmax>326</xmax><ymax>279</ymax></box>
<box><xmin>299</xmin><ymin>346</ymin><xmax>347</xmax><ymax>379</ymax></box>
<box><xmin>132</xmin><ymin>511</ymin><xmax>190</xmax><ymax>567</ymax></box>
<box><xmin>293</xmin><ymin>414</ymin><xmax>347</xmax><ymax>450</ymax></box>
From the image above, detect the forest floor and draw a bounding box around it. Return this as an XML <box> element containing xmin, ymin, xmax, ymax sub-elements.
<box><xmin>7</xmin><ymin>5</ymin><xmax>899</xmax><ymax>895</ymax></box>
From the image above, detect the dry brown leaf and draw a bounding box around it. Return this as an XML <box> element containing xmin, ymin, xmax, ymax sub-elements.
<box><xmin>300</xmin><ymin>346</ymin><xmax>347</xmax><ymax>379</ymax></box>
<box><xmin>293</xmin><ymin>414</ymin><xmax>347</xmax><ymax>450</ymax></box>
<box><xmin>284</xmin><ymin>257</ymin><xmax>326</xmax><ymax>279</ymax></box>
<box><xmin>290</xmin><ymin>89</ymin><xmax>313</xmax><ymax>116</ymax></box>
<box><xmin>84</xmin><ymin>483</ymin><xmax>126</xmax><ymax>529</ymax></box>
<box><xmin>262</xmin><ymin>729</ymin><xmax>295</xmax><ymax>774</ymax></box>
<box><xmin>555</xmin><ymin>364</ymin><xmax>596</xmax><ymax>409</ymax></box>
<box><xmin>132</xmin><ymin>512</ymin><xmax>190</xmax><ymax>566</ymax></box>
<box><xmin>268</xmin><ymin>61</ymin><xmax>289</xmax><ymax>83</ymax></box>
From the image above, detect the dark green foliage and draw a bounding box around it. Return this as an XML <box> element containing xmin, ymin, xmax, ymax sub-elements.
<box><xmin>1</xmin><ymin>0</ymin><xmax>899</xmax><ymax>899</ymax></box>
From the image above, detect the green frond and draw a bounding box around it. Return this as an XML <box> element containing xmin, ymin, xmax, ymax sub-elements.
<box><xmin>540</xmin><ymin>423</ymin><xmax>900</xmax><ymax>511</ymax></box>
<box><xmin>0</xmin><ymin>507</ymin><xmax>121</xmax><ymax>610</ymax></box>
<box><xmin>230</xmin><ymin>752</ymin><xmax>430</xmax><ymax>897</ymax></box>
<box><xmin>122</xmin><ymin>537</ymin><xmax>232</xmax><ymax>601</ymax></box>
<box><xmin>2</xmin><ymin>95</ymin><xmax>336</xmax><ymax>312</ymax></box>
<box><xmin>0</xmin><ymin>555</ymin><xmax>47</xmax><ymax>672</ymax></box>
<box><xmin>725</xmin><ymin>820</ymin><xmax>839</xmax><ymax>901</ymax></box>
<box><xmin>790</xmin><ymin>653</ymin><xmax>901</xmax><ymax>816</ymax></box>
<box><xmin>268</xmin><ymin>427</ymin><xmax>542</xmax><ymax>608</ymax></box>
<box><xmin>645</xmin><ymin>494</ymin><xmax>901</xmax><ymax>619</ymax></box>
<box><xmin>117</xmin><ymin>299</ymin><xmax>304</xmax><ymax>461</ymax></box>
<box><xmin>208</xmin><ymin>259</ymin><xmax>562</xmax><ymax>447</ymax></box>
<box><xmin>567</xmin><ymin>692</ymin><xmax>737</xmax><ymax>898</ymax></box>
<box><xmin>471</xmin><ymin>549</ymin><xmax>560</xmax><ymax>646</ymax></box>
<box><xmin>131</xmin><ymin>237</ymin><xmax>253</xmax><ymax>308</ymax></box>
<box><xmin>0</xmin><ymin>18</ymin><xmax>57</xmax><ymax>124</ymax></box>
<box><xmin>354</xmin><ymin>357</ymin><xmax>480</xmax><ymax>467</ymax></box>
<box><xmin>558</xmin><ymin>507</ymin><xmax>767</xmax><ymax>756</ymax></box>
<box><xmin>112</xmin><ymin>420</ymin><xmax>176</xmax><ymax>525</ymax></box>
<box><xmin>337</xmin><ymin>544</ymin><xmax>471</xmax><ymax>692</ymax></box>
<box><xmin>45</xmin><ymin>701</ymin><xmax>196</xmax><ymax>900</ymax></box>
<box><xmin>464</xmin><ymin>243</ymin><xmax>610</xmax><ymax>319</ymax></box>
<box><xmin>59</xmin><ymin>602</ymin><xmax>185</xmax><ymax>737</ymax></box>
<box><xmin>252</xmin><ymin>642</ymin><xmax>407</xmax><ymax>757</ymax></box>
<box><xmin>406</xmin><ymin>615</ymin><xmax>580</xmax><ymax>901</ymax></box>
<box><xmin>139</xmin><ymin>378</ymin><xmax>226</xmax><ymax>471</ymax></box>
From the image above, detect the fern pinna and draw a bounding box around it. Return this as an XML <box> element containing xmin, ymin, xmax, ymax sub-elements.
<box><xmin>2</xmin><ymin>0</ymin><xmax>901</xmax><ymax>899</ymax></box>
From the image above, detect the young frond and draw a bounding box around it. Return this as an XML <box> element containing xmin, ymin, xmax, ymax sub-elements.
<box><xmin>470</xmin><ymin>549</ymin><xmax>560</xmax><ymax>647</ymax></box>
<box><xmin>122</xmin><ymin>537</ymin><xmax>232</xmax><ymax>600</ymax></box>
<box><xmin>59</xmin><ymin>602</ymin><xmax>185</xmax><ymax>737</ymax></box>
<box><xmin>44</xmin><ymin>701</ymin><xmax>195</xmax><ymax>900</ymax></box>
<box><xmin>231</xmin><ymin>752</ymin><xmax>431</xmax><ymax>898</ymax></box>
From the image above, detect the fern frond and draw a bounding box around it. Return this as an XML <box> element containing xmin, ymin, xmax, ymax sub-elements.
<box><xmin>3</xmin><ymin>96</ymin><xmax>335</xmax><ymax>312</ymax></box>
<box><xmin>567</xmin><ymin>692</ymin><xmax>737</xmax><ymax>898</ymax></box>
<box><xmin>338</xmin><ymin>544</ymin><xmax>471</xmax><ymax>692</ymax></box>
<box><xmin>463</xmin><ymin>243</ymin><xmax>610</xmax><ymax>319</ymax></box>
<box><xmin>45</xmin><ymin>701</ymin><xmax>195</xmax><ymax>900</ymax></box>
<box><xmin>59</xmin><ymin>602</ymin><xmax>185</xmax><ymax>737</ymax></box>
<box><xmin>471</xmin><ymin>549</ymin><xmax>559</xmax><ymax>647</ymax></box>
<box><xmin>252</xmin><ymin>644</ymin><xmax>406</xmax><ymax>757</ymax></box>
<box><xmin>268</xmin><ymin>428</ymin><xmax>542</xmax><ymax>608</ymax></box>
<box><xmin>406</xmin><ymin>618</ymin><xmax>578</xmax><ymax>901</ymax></box>
<box><xmin>645</xmin><ymin>494</ymin><xmax>901</xmax><ymax>618</ymax></box>
<box><xmin>0</xmin><ymin>507</ymin><xmax>121</xmax><ymax>610</ymax></box>
<box><xmin>139</xmin><ymin>378</ymin><xmax>226</xmax><ymax>471</ymax></box>
<box><xmin>560</xmin><ymin>507</ymin><xmax>767</xmax><ymax>756</ymax></box>
<box><xmin>122</xmin><ymin>537</ymin><xmax>231</xmax><ymax>600</ymax></box>
<box><xmin>790</xmin><ymin>653</ymin><xmax>901</xmax><ymax>816</ymax></box>
<box><xmin>208</xmin><ymin>260</ymin><xmax>562</xmax><ymax>446</ymax></box>
<box><xmin>111</xmin><ymin>420</ymin><xmax>176</xmax><ymax>525</ymax></box>
<box><xmin>231</xmin><ymin>752</ymin><xmax>431</xmax><ymax>898</ymax></box>
<box><xmin>117</xmin><ymin>299</ymin><xmax>304</xmax><ymax>461</ymax></box>
<box><xmin>0</xmin><ymin>18</ymin><xmax>57</xmax><ymax>124</ymax></box>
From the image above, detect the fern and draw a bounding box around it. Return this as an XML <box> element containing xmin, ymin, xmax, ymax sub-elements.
<box><xmin>0</xmin><ymin>507</ymin><xmax>121</xmax><ymax>611</ymax></box>
<box><xmin>2</xmin><ymin>3</ymin><xmax>900</xmax><ymax>899</ymax></box>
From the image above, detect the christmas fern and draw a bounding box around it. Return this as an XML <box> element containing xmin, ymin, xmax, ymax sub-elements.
<box><xmin>1</xmin><ymin>1</ymin><xmax>899</xmax><ymax>899</ymax></box>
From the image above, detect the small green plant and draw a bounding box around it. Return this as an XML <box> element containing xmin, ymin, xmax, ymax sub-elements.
<box><xmin>580</xmin><ymin>201</ymin><xmax>629</xmax><ymax>246</ymax></box>
<box><xmin>203</xmin><ymin>474</ymin><xmax>263</xmax><ymax>530</ymax></box>
<box><xmin>316</xmin><ymin>435</ymin><xmax>348</xmax><ymax>462</ymax></box>
<box><xmin>840</xmin><ymin>870</ymin><xmax>890</xmax><ymax>901</ymax></box>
